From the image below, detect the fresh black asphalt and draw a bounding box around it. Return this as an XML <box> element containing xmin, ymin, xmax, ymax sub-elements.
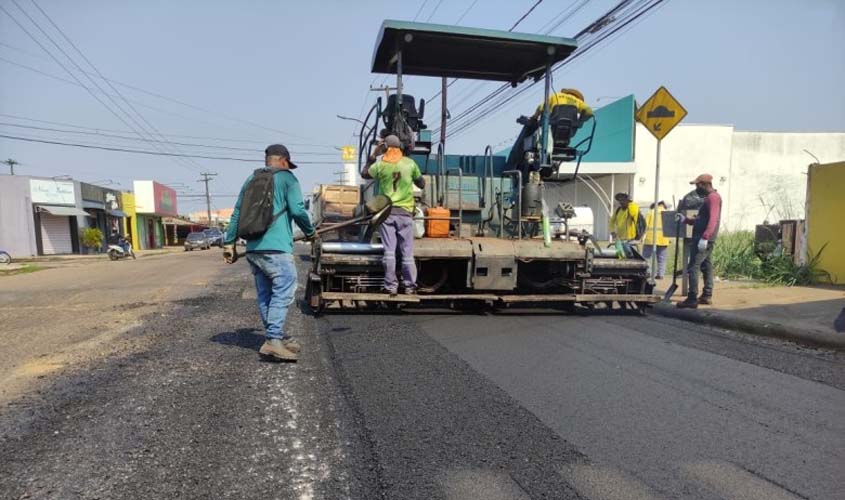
<box><xmin>1</xmin><ymin>254</ymin><xmax>842</xmax><ymax>499</ymax></box>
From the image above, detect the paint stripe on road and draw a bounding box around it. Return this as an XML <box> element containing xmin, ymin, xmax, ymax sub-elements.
<box><xmin>684</xmin><ymin>461</ymin><xmax>806</xmax><ymax>500</ymax></box>
<box><xmin>440</xmin><ymin>469</ymin><xmax>531</xmax><ymax>500</ymax></box>
<box><xmin>560</xmin><ymin>463</ymin><xmax>664</xmax><ymax>500</ymax></box>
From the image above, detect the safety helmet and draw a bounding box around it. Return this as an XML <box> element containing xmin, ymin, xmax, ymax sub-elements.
<box><xmin>561</xmin><ymin>88</ymin><xmax>585</xmax><ymax>101</ymax></box>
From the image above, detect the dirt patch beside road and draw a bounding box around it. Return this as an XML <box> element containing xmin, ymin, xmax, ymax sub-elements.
<box><xmin>0</xmin><ymin>251</ymin><xmax>231</xmax><ymax>402</ymax></box>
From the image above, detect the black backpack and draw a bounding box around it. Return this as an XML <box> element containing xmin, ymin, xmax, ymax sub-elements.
<box><xmin>634</xmin><ymin>211</ymin><xmax>647</xmax><ymax>240</ymax></box>
<box><xmin>236</xmin><ymin>169</ymin><xmax>286</xmax><ymax>240</ymax></box>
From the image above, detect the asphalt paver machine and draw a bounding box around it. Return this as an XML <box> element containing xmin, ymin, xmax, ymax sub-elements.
<box><xmin>306</xmin><ymin>20</ymin><xmax>656</xmax><ymax>313</ymax></box>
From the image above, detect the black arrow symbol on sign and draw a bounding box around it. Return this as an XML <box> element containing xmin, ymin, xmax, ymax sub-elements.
<box><xmin>653</xmin><ymin>123</ymin><xmax>662</xmax><ymax>131</ymax></box>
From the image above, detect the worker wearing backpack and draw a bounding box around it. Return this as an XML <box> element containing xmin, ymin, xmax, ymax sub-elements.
<box><xmin>610</xmin><ymin>192</ymin><xmax>643</xmax><ymax>258</ymax></box>
<box><xmin>223</xmin><ymin>144</ymin><xmax>316</xmax><ymax>362</ymax></box>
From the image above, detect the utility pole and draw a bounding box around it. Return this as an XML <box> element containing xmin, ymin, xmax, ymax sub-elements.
<box><xmin>3</xmin><ymin>158</ymin><xmax>18</xmax><ymax>175</ymax></box>
<box><xmin>197</xmin><ymin>172</ymin><xmax>217</xmax><ymax>227</ymax></box>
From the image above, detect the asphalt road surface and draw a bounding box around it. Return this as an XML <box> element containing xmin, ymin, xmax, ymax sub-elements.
<box><xmin>1</xmin><ymin>249</ymin><xmax>842</xmax><ymax>499</ymax></box>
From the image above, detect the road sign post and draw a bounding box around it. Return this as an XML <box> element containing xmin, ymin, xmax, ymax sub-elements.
<box><xmin>636</xmin><ymin>86</ymin><xmax>687</xmax><ymax>281</ymax></box>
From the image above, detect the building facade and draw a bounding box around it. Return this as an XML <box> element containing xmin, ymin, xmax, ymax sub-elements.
<box><xmin>0</xmin><ymin>175</ymin><xmax>89</xmax><ymax>256</ymax></box>
<box><xmin>132</xmin><ymin>180</ymin><xmax>179</xmax><ymax>249</ymax></box>
<box><xmin>79</xmin><ymin>182</ymin><xmax>127</xmax><ymax>253</ymax></box>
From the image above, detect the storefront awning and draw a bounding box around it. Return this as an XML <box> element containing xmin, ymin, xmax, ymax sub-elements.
<box><xmin>38</xmin><ymin>205</ymin><xmax>89</xmax><ymax>217</ymax></box>
<box><xmin>108</xmin><ymin>209</ymin><xmax>128</xmax><ymax>218</ymax></box>
<box><xmin>83</xmin><ymin>200</ymin><xmax>106</xmax><ymax>210</ymax></box>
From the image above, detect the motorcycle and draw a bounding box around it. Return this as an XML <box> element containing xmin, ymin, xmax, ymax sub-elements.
<box><xmin>107</xmin><ymin>238</ymin><xmax>136</xmax><ymax>261</ymax></box>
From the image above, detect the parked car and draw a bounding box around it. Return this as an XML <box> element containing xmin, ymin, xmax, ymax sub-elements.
<box><xmin>184</xmin><ymin>232</ymin><xmax>211</xmax><ymax>251</ymax></box>
<box><xmin>204</xmin><ymin>228</ymin><xmax>224</xmax><ymax>247</ymax></box>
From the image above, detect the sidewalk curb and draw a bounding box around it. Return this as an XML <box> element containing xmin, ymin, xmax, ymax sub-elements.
<box><xmin>652</xmin><ymin>303</ymin><xmax>845</xmax><ymax>351</ymax></box>
<box><xmin>17</xmin><ymin>248</ymin><xmax>181</xmax><ymax>263</ymax></box>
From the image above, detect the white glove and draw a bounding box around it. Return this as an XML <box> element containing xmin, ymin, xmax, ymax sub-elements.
<box><xmin>698</xmin><ymin>239</ymin><xmax>708</xmax><ymax>252</ymax></box>
<box><xmin>674</xmin><ymin>213</ymin><xmax>685</xmax><ymax>223</ymax></box>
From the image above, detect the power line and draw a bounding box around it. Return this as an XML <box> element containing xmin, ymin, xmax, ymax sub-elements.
<box><xmin>455</xmin><ymin>0</ymin><xmax>479</xmax><ymax>24</ymax></box>
<box><xmin>0</xmin><ymin>122</ymin><xmax>339</xmax><ymax>155</ymax></box>
<box><xmin>0</xmin><ymin>133</ymin><xmax>344</xmax><ymax>164</ymax></box>
<box><xmin>425</xmin><ymin>0</ymin><xmax>546</xmax><ymax>114</ymax></box>
<box><xmin>413</xmin><ymin>0</ymin><xmax>430</xmax><ymax>21</ymax></box>
<box><xmin>28</xmin><ymin>0</ymin><xmax>207</xmax><ymax>173</ymax></box>
<box><xmin>2</xmin><ymin>1</ymin><xmax>201</xmax><ymax>174</ymax></box>
<box><xmin>0</xmin><ymin>112</ymin><xmax>336</xmax><ymax>148</ymax></box>
<box><xmin>509</xmin><ymin>0</ymin><xmax>544</xmax><ymax>31</ymax></box>
<box><xmin>424</xmin><ymin>0</ymin><xmax>446</xmax><ymax>22</ymax></box>
<box><xmin>0</xmin><ymin>42</ymin><xmax>312</xmax><ymax>142</ymax></box>
<box><xmin>442</xmin><ymin>0</ymin><xmax>667</xmax><ymax>141</ymax></box>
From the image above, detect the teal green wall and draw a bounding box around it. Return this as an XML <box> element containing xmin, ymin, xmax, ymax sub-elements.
<box><xmin>494</xmin><ymin>94</ymin><xmax>636</xmax><ymax>163</ymax></box>
<box><xmin>572</xmin><ymin>94</ymin><xmax>636</xmax><ymax>162</ymax></box>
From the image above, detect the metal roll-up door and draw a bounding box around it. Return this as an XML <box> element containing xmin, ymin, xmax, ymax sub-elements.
<box><xmin>40</xmin><ymin>213</ymin><xmax>73</xmax><ymax>254</ymax></box>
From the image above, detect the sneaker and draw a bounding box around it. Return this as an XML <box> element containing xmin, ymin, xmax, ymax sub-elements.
<box><xmin>403</xmin><ymin>287</ymin><xmax>417</xmax><ymax>295</ymax></box>
<box><xmin>698</xmin><ymin>295</ymin><xmax>713</xmax><ymax>305</ymax></box>
<box><xmin>676</xmin><ymin>298</ymin><xmax>698</xmax><ymax>309</ymax></box>
<box><xmin>259</xmin><ymin>339</ymin><xmax>298</xmax><ymax>361</ymax></box>
<box><xmin>382</xmin><ymin>288</ymin><xmax>398</xmax><ymax>297</ymax></box>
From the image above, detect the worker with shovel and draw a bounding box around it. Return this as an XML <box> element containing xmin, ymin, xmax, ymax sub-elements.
<box><xmin>362</xmin><ymin>134</ymin><xmax>425</xmax><ymax>296</ymax></box>
<box><xmin>223</xmin><ymin>144</ymin><xmax>316</xmax><ymax>362</ymax></box>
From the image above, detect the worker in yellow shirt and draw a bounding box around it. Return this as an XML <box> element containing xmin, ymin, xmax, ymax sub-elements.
<box><xmin>531</xmin><ymin>88</ymin><xmax>593</xmax><ymax>122</ymax></box>
<box><xmin>610</xmin><ymin>192</ymin><xmax>642</xmax><ymax>258</ymax></box>
<box><xmin>643</xmin><ymin>201</ymin><xmax>670</xmax><ymax>278</ymax></box>
<box><xmin>508</xmin><ymin>88</ymin><xmax>593</xmax><ymax>172</ymax></box>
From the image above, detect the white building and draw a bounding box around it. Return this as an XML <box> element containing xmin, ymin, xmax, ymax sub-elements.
<box><xmin>630</xmin><ymin>124</ymin><xmax>845</xmax><ymax>232</ymax></box>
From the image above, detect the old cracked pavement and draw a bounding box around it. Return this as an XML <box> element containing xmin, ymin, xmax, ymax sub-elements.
<box><xmin>1</xmin><ymin>249</ymin><xmax>843</xmax><ymax>499</ymax></box>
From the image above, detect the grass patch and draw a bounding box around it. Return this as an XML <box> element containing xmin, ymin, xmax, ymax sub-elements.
<box><xmin>711</xmin><ymin>230</ymin><xmax>760</xmax><ymax>280</ymax></box>
<box><xmin>707</xmin><ymin>231</ymin><xmax>833</xmax><ymax>286</ymax></box>
<box><xmin>0</xmin><ymin>264</ymin><xmax>44</xmax><ymax>276</ymax></box>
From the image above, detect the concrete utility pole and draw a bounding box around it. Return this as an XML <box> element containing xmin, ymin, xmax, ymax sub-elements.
<box><xmin>197</xmin><ymin>172</ymin><xmax>217</xmax><ymax>227</ymax></box>
<box><xmin>3</xmin><ymin>158</ymin><xmax>18</xmax><ymax>175</ymax></box>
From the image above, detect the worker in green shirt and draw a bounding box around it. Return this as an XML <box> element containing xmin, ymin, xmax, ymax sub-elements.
<box><xmin>363</xmin><ymin>135</ymin><xmax>426</xmax><ymax>295</ymax></box>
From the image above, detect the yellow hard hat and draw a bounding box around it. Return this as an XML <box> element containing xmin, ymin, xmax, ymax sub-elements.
<box><xmin>560</xmin><ymin>88</ymin><xmax>584</xmax><ymax>101</ymax></box>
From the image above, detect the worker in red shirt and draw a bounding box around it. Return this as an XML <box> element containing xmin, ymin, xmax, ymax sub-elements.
<box><xmin>676</xmin><ymin>173</ymin><xmax>721</xmax><ymax>309</ymax></box>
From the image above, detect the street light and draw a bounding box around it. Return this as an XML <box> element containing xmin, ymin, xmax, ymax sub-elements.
<box><xmin>336</xmin><ymin>114</ymin><xmax>366</xmax><ymax>126</ymax></box>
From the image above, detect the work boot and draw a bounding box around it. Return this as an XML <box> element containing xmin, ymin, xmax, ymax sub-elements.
<box><xmin>281</xmin><ymin>338</ymin><xmax>301</xmax><ymax>354</ymax></box>
<box><xmin>698</xmin><ymin>295</ymin><xmax>713</xmax><ymax>305</ymax></box>
<box><xmin>676</xmin><ymin>297</ymin><xmax>698</xmax><ymax>309</ymax></box>
<box><xmin>259</xmin><ymin>339</ymin><xmax>298</xmax><ymax>361</ymax></box>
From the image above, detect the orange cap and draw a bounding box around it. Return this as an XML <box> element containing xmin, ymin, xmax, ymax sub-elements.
<box><xmin>690</xmin><ymin>173</ymin><xmax>713</xmax><ymax>184</ymax></box>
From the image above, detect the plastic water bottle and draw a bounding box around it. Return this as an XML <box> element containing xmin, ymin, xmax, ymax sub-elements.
<box><xmin>541</xmin><ymin>200</ymin><xmax>552</xmax><ymax>247</ymax></box>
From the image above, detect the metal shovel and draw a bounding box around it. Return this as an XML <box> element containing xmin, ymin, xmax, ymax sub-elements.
<box><xmin>663</xmin><ymin>205</ymin><xmax>682</xmax><ymax>302</ymax></box>
<box><xmin>294</xmin><ymin>195</ymin><xmax>393</xmax><ymax>241</ymax></box>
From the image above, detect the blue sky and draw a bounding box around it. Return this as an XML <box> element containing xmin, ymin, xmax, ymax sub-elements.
<box><xmin>1</xmin><ymin>0</ymin><xmax>842</xmax><ymax>213</ymax></box>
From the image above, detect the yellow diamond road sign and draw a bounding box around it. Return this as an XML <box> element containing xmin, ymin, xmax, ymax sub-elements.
<box><xmin>341</xmin><ymin>145</ymin><xmax>356</xmax><ymax>162</ymax></box>
<box><xmin>636</xmin><ymin>86</ymin><xmax>687</xmax><ymax>141</ymax></box>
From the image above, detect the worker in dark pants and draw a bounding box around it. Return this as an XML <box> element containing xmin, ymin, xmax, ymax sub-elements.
<box><xmin>677</xmin><ymin>174</ymin><xmax>721</xmax><ymax>309</ymax></box>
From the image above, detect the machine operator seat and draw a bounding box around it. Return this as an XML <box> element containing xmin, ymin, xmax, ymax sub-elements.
<box><xmin>384</xmin><ymin>94</ymin><xmax>425</xmax><ymax>133</ymax></box>
<box><xmin>549</xmin><ymin>104</ymin><xmax>581</xmax><ymax>163</ymax></box>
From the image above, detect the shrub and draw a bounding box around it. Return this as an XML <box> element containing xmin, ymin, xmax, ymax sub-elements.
<box><xmin>711</xmin><ymin>230</ymin><xmax>761</xmax><ymax>279</ymax></box>
<box><xmin>81</xmin><ymin>227</ymin><xmax>104</xmax><ymax>250</ymax></box>
<box><xmin>760</xmin><ymin>244</ymin><xmax>832</xmax><ymax>286</ymax></box>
